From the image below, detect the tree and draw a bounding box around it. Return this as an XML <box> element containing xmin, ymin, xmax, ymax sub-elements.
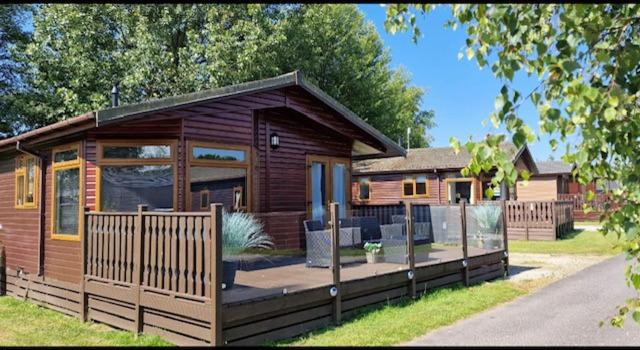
<box><xmin>9</xmin><ymin>4</ymin><xmax>434</xmax><ymax>146</ymax></box>
<box><xmin>385</xmin><ymin>4</ymin><xmax>640</xmax><ymax>326</ymax></box>
<box><xmin>0</xmin><ymin>4</ymin><xmax>31</xmax><ymax>138</ymax></box>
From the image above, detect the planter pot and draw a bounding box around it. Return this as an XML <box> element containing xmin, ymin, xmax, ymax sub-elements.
<box><xmin>366</xmin><ymin>252</ymin><xmax>382</xmax><ymax>264</ymax></box>
<box><xmin>222</xmin><ymin>260</ymin><xmax>238</xmax><ymax>290</ymax></box>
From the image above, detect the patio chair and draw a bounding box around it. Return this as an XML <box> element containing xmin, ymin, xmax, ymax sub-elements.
<box><xmin>303</xmin><ymin>219</ymin><xmax>358</xmax><ymax>268</ymax></box>
<box><xmin>358</xmin><ymin>216</ymin><xmax>381</xmax><ymax>242</ymax></box>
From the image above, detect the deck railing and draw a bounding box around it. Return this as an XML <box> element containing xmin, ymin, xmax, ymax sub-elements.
<box><xmin>501</xmin><ymin>200</ymin><xmax>574</xmax><ymax>240</ymax></box>
<box><xmin>558</xmin><ymin>193</ymin><xmax>609</xmax><ymax>211</ymax></box>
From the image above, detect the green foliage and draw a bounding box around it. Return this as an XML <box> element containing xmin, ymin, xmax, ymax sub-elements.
<box><xmin>385</xmin><ymin>3</ymin><xmax>640</xmax><ymax>326</ymax></box>
<box><xmin>222</xmin><ymin>210</ymin><xmax>273</xmax><ymax>257</ymax></box>
<box><xmin>363</xmin><ymin>242</ymin><xmax>382</xmax><ymax>254</ymax></box>
<box><xmin>5</xmin><ymin>4</ymin><xmax>434</xmax><ymax>146</ymax></box>
<box><xmin>473</xmin><ymin>205</ymin><xmax>502</xmax><ymax>233</ymax></box>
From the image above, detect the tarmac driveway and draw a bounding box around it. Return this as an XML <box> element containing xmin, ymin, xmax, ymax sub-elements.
<box><xmin>406</xmin><ymin>254</ymin><xmax>640</xmax><ymax>346</ymax></box>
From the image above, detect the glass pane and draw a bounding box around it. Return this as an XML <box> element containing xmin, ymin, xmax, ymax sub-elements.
<box><xmin>54</xmin><ymin>149</ymin><xmax>78</xmax><ymax>163</ymax></box>
<box><xmin>200</xmin><ymin>191</ymin><xmax>209</xmax><ymax>209</ymax></box>
<box><xmin>403</xmin><ymin>182</ymin><xmax>414</xmax><ymax>196</ymax></box>
<box><xmin>359</xmin><ymin>182</ymin><xmax>370</xmax><ymax>200</ymax></box>
<box><xmin>26</xmin><ymin>158</ymin><xmax>35</xmax><ymax>203</ymax></box>
<box><xmin>16</xmin><ymin>175</ymin><xmax>24</xmax><ymax>206</ymax></box>
<box><xmin>332</xmin><ymin>163</ymin><xmax>347</xmax><ymax>218</ymax></box>
<box><xmin>192</xmin><ymin>146</ymin><xmax>245</xmax><ymax>161</ymax></box>
<box><xmin>190</xmin><ymin>166</ymin><xmax>247</xmax><ymax>212</ymax></box>
<box><xmin>415</xmin><ymin>182</ymin><xmax>427</xmax><ymax>196</ymax></box>
<box><xmin>103</xmin><ymin>145</ymin><xmax>171</xmax><ymax>159</ymax></box>
<box><xmin>55</xmin><ymin>168</ymin><xmax>79</xmax><ymax>235</ymax></box>
<box><xmin>101</xmin><ymin>165</ymin><xmax>174</xmax><ymax>212</ymax></box>
<box><xmin>311</xmin><ymin>162</ymin><xmax>326</xmax><ymax>223</ymax></box>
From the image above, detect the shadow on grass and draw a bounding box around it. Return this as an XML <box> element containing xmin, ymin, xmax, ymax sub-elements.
<box><xmin>267</xmin><ymin>282</ymin><xmax>471</xmax><ymax>347</ymax></box>
<box><xmin>560</xmin><ymin>228</ymin><xmax>585</xmax><ymax>240</ymax></box>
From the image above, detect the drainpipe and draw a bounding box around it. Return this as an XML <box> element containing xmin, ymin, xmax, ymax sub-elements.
<box><xmin>16</xmin><ymin>141</ymin><xmax>45</xmax><ymax>276</ymax></box>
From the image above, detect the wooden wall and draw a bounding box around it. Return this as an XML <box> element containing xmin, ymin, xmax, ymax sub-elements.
<box><xmin>516</xmin><ymin>175</ymin><xmax>558</xmax><ymax>201</ymax></box>
<box><xmin>0</xmin><ymin>156</ymin><xmax>40</xmax><ymax>274</ymax></box>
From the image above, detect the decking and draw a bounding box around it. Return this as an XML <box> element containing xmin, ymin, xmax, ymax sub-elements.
<box><xmin>1</xmin><ymin>202</ymin><xmax>508</xmax><ymax>346</ymax></box>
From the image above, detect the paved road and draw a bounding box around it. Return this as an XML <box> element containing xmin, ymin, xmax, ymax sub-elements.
<box><xmin>406</xmin><ymin>254</ymin><xmax>640</xmax><ymax>346</ymax></box>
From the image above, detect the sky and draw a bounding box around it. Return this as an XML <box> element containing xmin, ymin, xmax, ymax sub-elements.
<box><xmin>358</xmin><ymin>4</ymin><xmax>566</xmax><ymax>161</ymax></box>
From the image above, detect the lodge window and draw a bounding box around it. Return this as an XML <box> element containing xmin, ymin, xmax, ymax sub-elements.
<box><xmin>97</xmin><ymin>141</ymin><xmax>177</xmax><ymax>212</ymax></box>
<box><xmin>402</xmin><ymin>175</ymin><xmax>429</xmax><ymax>198</ymax></box>
<box><xmin>188</xmin><ymin>141</ymin><xmax>250</xmax><ymax>212</ymax></box>
<box><xmin>15</xmin><ymin>155</ymin><xmax>39</xmax><ymax>208</ymax></box>
<box><xmin>358</xmin><ymin>177</ymin><xmax>371</xmax><ymax>200</ymax></box>
<box><xmin>51</xmin><ymin>143</ymin><xmax>82</xmax><ymax>240</ymax></box>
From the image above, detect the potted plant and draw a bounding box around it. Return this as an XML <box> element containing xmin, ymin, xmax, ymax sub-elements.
<box><xmin>222</xmin><ymin>210</ymin><xmax>273</xmax><ymax>289</ymax></box>
<box><xmin>364</xmin><ymin>242</ymin><xmax>383</xmax><ymax>264</ymax></box>
<box><xmin>472</xmin><ymin>205</ymin><xmax>503</xmax><ymax>250</ymax></box>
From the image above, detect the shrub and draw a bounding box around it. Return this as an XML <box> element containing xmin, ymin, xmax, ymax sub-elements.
<box><xmin>223</xmin><ymin>210</ymin><xmax>273</xmax><ymax>257</ymax></box>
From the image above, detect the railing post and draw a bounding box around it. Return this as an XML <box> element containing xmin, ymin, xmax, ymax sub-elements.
<box><xmin>133</xmin><ymin>204</ymin><xmax>147</xmax><ymax>334</ymax></box>
<box><xmin>501</xmin><ymin>200</ymin><xmax>509</xmax><ymax>276</ymax></box>
<box><xmin>551</xmin><ymin>201</ymin><xmax>557</xmax><ymax>238</ymax></box>
<box><xmin>79</xmin><ymin>206</ymin><xmax>90</xmax><ymax>322</ymax></box>
<box><xmin>330</xmin><ymin>202</ymin><xmax>341</xmax><ymax>325</ymax></box>
<box><xmin>210</xmin><ymin>203</ymin><xmax>223</xmax><ymax>346</ymax></box>
<box><xmin>460</xmin><ymin>201</ymin><xmax>469</xmax><ymax>286</ymax></box>
<box><xmin>524</xmin><ymin>202</ymin><xmax>530</xmax><ymax>241</ymax></box>
<box><xmin>405</xmin><ymin>202</ymin><xmax>416</xmax><ymax>299</ymax></box>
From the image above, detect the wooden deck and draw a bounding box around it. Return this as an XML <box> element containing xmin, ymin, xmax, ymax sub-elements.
<box><xmin>224</xmin><ymin>246</ymin><xmax>494</xmax><ymax>304</ymax></box>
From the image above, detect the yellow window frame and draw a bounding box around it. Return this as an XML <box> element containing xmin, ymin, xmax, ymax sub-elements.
<box><xmin>401</xmin><ymin>175</ymin><xmax>429</xmax><ymax>198</ymax></box>
<box><xmin>95</xmin><ymin>139</ymin><xmax>178</xmax><ymax>212</ymax></box>
<box><xmin>358</xmin><ymin>177</ymin><xmax>371</xmax><ymax>201</ymax></box>
<box><xmin>14</xmin><ymin>154</ymin><xmax>39</xmax><ymax>209</ymax></box>
<box><xmin>51</xmin><ymin>142</ymin><xmax>83</xmax><ymax>241</ymax></box>
<box><xmin>187</xmin><ymin>141</ymin><xmax>252</xmax><ymax>212</ymax></box>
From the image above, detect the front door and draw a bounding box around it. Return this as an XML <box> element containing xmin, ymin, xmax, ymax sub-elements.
<box><xmin>307</xmin><ymin>155</ymin><xmax>350</xmax><ymax>224</ymax></box>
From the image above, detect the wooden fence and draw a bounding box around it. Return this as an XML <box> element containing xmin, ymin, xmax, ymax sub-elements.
<box><xmin>0</xmin><ymin>202</ymin><xmax>509</xmax><ymax>346</ymax></box>
<box><xmin>502</xmin><ymin>200</ymin><xmax>574</xmax><ymax>240</ymax></box>
<box><xmin>558</xmin><ymin>193</ymin><xmax>613</xmax><ymax>220</ymax></box>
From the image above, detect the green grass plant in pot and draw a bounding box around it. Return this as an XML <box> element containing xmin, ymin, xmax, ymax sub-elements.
<box><xmin>472</xmin><ymin>205</ymin><xmax>503</xmax><ymax>250</ymax></box>
<box><xmin>223</xmin><ymin>210</ymin><xmax>273</xmax><ymax>289</ymax></box>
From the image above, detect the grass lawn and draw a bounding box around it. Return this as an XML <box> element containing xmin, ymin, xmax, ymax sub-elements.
<box><xmin>275</xmin><ymin>280</ymin><xmax>528</xmax><ymax>346</ymax></box>
<box><xmin>0</xmin><ymin>296</ymin><xmax>171</xmax><ymax>346</ymax></box>
<box><xmin>575</xmin><ymin>220</ymin><xmax>602</xmax><ymax>226</ymax></box>
<box><xmin>508</xmin><ymin>229</ymin><xmax>623</xmax><ymax>255</ymax></box>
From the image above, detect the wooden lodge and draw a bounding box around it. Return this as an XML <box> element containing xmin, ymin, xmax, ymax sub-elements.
<box><xmin>0</xmin><ymin>71</ymin><xmax>509</xmax><ymax>345</ymax></box>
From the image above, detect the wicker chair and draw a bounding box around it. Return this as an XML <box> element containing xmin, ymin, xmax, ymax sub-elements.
<box><xmin>303</xmin><ymin>219</ymin><xmax>359</xmax><ymax>267</ymax></box>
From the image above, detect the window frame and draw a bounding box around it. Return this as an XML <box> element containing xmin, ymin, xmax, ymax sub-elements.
<box><xmin>358</xmin><ymin>177</ymin><xmax>371</xmax><ymax>201</ymax></box>
<box><xmin>14</xmin><ymin>154</ymin><xmax>39</xmax><ymax>209</ymax></box>
<box><xmin>401</xmin><ymin>174</ymin><xmax>429</xmax><ymax>198</ymax></box>
<box><xmin>51</xmin><ymin>142</ymin><xmax>83</xmax><ymax>241</ymax></box>
<box><xmin>186</xmin><ymin>141</ymin><xmax>251</xmax><ymax>212</ymax></box>
<box><xmin>95</xmin><ymin>139</ymin><xmax>178</xmax><ymax>212</ymax></box>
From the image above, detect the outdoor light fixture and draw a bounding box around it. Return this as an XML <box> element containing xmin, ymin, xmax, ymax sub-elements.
<box><xmin>270</xmin><ymin>132</ymin><xmax>280</xmax><ymax>149</ymax></box>
<box><xmin>330</xmin><ymin>286</ymin><xmax>338</xmax><ymax>297</ymax></box>
<box><xmin>407</xmin><ymin>270</ymin><xmax>414</xmax><ymax>280</ymax></box>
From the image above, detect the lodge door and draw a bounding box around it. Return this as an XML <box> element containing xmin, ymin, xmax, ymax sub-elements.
<box><xmin>306</xmin><ymin>155</ymin><xmax>351</xmax><ymax>224</ymax></box>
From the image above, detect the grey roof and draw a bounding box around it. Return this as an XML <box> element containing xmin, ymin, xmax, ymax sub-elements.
<box><xmin>535</xmin><ymin>161</ymin><xmax>574</xmax><ymax>175</ymax></box>
<box><xmin>96</xmin><ymin>71</ymin><xmax>405</xmax><ymax>158</ymax></box>
<box><xmin>353</xmin><ymin>142</ymin><xmax>530</xmax><ymax>174</ymax></box>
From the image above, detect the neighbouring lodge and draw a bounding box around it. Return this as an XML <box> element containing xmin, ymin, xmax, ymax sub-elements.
<box><xmin>0</xmin><ymin>71</ymin><xmax>404</xmax><ymax>285</ymax></box>
<box><xmin>351</xmin><ymin>143</ymin><xmax>538</xmax><ymax>206</ymax></box>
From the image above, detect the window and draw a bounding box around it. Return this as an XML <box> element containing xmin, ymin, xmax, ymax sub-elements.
<box><xmin>15</xmin><ymin>155</ymin><xmax>38</xmax><ymax>208</ymax></box>
<box><xmin>51</xmin><ymin>143</ymin><xmax>82</xmax><ymax>240</ymax></box>
<box><xmin>402</xmin><ymin>175</ymin><xmax>429</xmax><ymax>198</ymax></box>
<box><xmin>188</xmin><ymin>142</ymin><xmax>250</xmax><ymax>212</ymax></box>
<box><xmin>358</xmin><ymin>177</ymin><xmax>371</xmax><ymax>200</ymax></box>
<box><xmin>97</xmin><ymin>141</ymin><xmax>176</xmax><ymax>212</ymax></box>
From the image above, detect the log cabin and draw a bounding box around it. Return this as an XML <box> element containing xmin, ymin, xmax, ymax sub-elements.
<box><xmin>351</xmin><ymin>143</ymin><xmax>538</xmax><ymax>206</ymax></box>
<box><xmin>0</xmin><ymin>71</ymin><xmax>404</xmax><ymax>286</ymax></box>
<box><xmin>516</xmin><ymin>160</ymin><xmax>575</xmax><ymax>201</ymax></box>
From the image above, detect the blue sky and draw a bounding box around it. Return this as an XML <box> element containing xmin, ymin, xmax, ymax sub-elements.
<box><xmin>358</xmin><ymin>4</ymin><xmax>565</xmax><ymax>161</ymax></box>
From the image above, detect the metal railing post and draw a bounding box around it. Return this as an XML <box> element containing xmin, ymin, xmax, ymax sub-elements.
<box><xmin>210</xmin><ymin>203</ymin><xmax>223</xmax><ymax>346</ymax></box>
<box><xmin>460</xmin><ymin>201</ymin><xmax>469</xmax><ymax>286</ymax></box>
<box><xmin>330</xmin><ymin>202</ymin><xmax>341</xmax><ymax>325</ymax></box>
<box><xmin>405</xmin><ymin>202</ymin><xmax>416</xmax><ymax>299</ymax></box>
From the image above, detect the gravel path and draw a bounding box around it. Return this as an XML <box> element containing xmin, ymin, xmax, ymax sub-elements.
<box><xmin>406</xmin><ymin>254</ymin><xmax>640</xmax><ymax>346</ymax></box>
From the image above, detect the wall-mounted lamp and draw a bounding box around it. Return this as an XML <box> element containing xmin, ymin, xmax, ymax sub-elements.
<box><xmin>270</xmin><ymin>132</ymin><xmax>280</xmax><ymax>150</ymax></box>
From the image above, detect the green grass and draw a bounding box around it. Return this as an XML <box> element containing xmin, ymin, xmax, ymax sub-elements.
<box><xmin>575</xmin><ymin>220</ymin><xmax>602</xmax><ymax>226</ymax></box>
<box><xmin>509</xmin><ymin>229</ymin><xmax>623</xmax><ymax>255</ymax></box>
<box><xmin>275</xmin><ymin>280</ymin><xmax>527</xmax><ymax>346</ymax></box>
<box><xmin>0</xmin><ymin>296</ymin><xmax>171</xmax><ymax>346</ymax></box>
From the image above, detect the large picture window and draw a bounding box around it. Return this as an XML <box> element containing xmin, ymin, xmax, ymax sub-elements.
<box><xmin>97</xmin><ymin>141</ymin><xmax>176</xmax><ymax>212</ymax></box>
<box><xmin>51</xmin><ymin>143</ymin><xmax>82</xmax><ymax>240</ymax></box>
<box><xmin>188</xmin><ymin>142</ymin><xmax>250</xmax><ymax>212</ymax></box>
<box><xmin>15</xmin><ymin>155</ymin><xmax>39</xmax><ymax>208</ymax></box>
